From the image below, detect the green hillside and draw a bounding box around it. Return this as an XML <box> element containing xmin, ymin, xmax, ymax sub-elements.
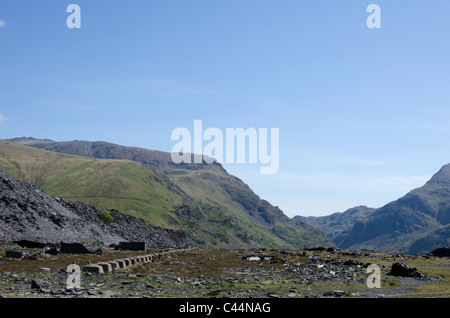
<box><xmin>166</xmin><ymin>164</ymin><xmax>330</xmax><ymax>249</ymax></box>
<box><xmin>1</xmin><ymin>139</ymin><xmax>332</xmax><ymax>249</ymax></box>
<box><xmin>0</xmin><ymin>140</ymin><xmax>183</xmax><ymax>228</ymax></box>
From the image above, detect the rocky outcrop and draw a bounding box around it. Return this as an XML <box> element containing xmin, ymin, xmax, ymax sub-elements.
<box><xmin>429</xmin><ymin>247</ymin><xmax>450</xmax><ymax>257</ymax></box>
<box><xmin>389</xmin><ymin>263</ymin><xmax>423</xmax><ymax>278</ymax></box>
<box><xmin>0</xmin><ymin>170</ymin><xmax>196</xmax><ymax>248</ymax></box>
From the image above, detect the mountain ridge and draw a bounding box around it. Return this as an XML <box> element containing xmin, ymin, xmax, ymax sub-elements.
<box><xmin>296</xmin><ymin>164</ymin><xmax>450</xmax><ymax>254</ymax></box>
<box><xmin>2</xmin><ymin>138</ymin><xmax>332</xmax><ymax>249</ymax></box>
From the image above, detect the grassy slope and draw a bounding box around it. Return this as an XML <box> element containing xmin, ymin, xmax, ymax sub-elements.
<box><xmin>0</xmin><ymin>140</ymin><xmax>183</xmax><ymax>228</ymax></box>
<box><xmin>166</xmin><ymin>166</ymin><xmax>332</xmax><ymax>249</ymax></box>
<box><xmin>18</xmin><ymin>139</ymin><xmax>333</xmax><ymax>248</ymax></box>
<box><xmin>0</xmin><ymin>140</ymin><xmax>332</xmax><ymax>249</ymax></box>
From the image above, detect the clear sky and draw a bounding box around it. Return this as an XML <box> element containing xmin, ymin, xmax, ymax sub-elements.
<box><xmin>1</xmin><ymin>1</ymin><xmax>449</xmax><ymax>217</ymax></box>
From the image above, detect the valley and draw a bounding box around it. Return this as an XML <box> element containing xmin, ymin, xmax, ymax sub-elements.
<box><xmin>0</xmin><ymin>137</ymin><xmax>449</xmax><ymax>300</ymax></box>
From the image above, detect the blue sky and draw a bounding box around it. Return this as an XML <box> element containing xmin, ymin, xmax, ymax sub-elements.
<box><xmin>1</xmin><ymin>1</ymin><xmax>449</xmax><ymax>217</ymax></box>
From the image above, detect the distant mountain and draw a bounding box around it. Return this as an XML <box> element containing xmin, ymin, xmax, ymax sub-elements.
<box><xmin>0</xmin><ymin>169</ymin><xmax>194</xmax><ymax>248</ymax></box>
<box><xmin>294</xmin><ymin>206</ymin><xmax>376</xmax><ymax>245</ymax></box>
<box><xmin>2</xmin><ymin>139</ymin><xmax>332</xmax><ymax>249</ymax></box>
<box><xmin>295</xmin><ymin>164</ymin><xmax>450</xmax><ymax>254</ymax></box>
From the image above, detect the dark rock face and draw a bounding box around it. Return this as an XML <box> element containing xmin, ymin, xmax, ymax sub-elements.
<box><xmin>0</xmin><ymin>170</ymin><xmax>196</xmax><ymax>248</ymax></box>
<box><xmin>117</xmin><ymin>242</ymin><xmax>146</xmax><ymax>251</ymax></box>
<box><xmin>60</xmin><ymin>242</ymin><xmax>91</xmax><ymax>254</ymax></box>
<box><xmin>429</xmin><ymin>247</ymin><xmax>450</xmax><ymax>257</ymax></box>
<box><xmin>389</xmin><ymin>263</ymin><xmax>423</xmax><ymax>278</ymax></box>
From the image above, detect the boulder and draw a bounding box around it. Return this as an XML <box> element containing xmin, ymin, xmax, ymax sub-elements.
<box><xmin>389</xmin><ymin>263</ymin><xmax>423</xmax><ymax>278</ymax></box>
<box><xmin>31</xmin><ymin>280</ymin><xmax>41</xmax><ymax>290</ymax></box>
<box><xmin>5</xmin><ymin>250</ymin><xmax>23</xmax><ymax>258</ymax></box>
<box><xmin>323</xmin><ymin>290</ymin><xmax>345</xmax><ymax>297</ymax></box>
<box><xmin>60</xmin><ymin>242</ymin><xmax>91</xmax><ymax>254</ymax></box>
<box><xmin>118</xmin><ymin>242</ymin><xmax>146</xmax><ymax>251</ymax></box>
<box><xmin>343</xmin><ymin>260</ymin><xmax>362</xmax><ymax>266</ymax></box>
<box><xmin>45</xmin><ymin>247</ymin><xmax>59</xmax><ymax>255</ymax></box>
<box><xmin>429</xmin><ymin>247</ymin><xmax>450</xmax><ymax>257</ymax></box>
<box><xmin>14</xmin><ymin>240</ymin><xmax>46</xmax><ymax>248</ymax></box>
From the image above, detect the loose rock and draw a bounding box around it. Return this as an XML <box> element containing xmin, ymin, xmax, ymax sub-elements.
<box><xmin>389</xmin><ymin>263</ymin><xmax>423</xmax><ymax>278</ymax></box>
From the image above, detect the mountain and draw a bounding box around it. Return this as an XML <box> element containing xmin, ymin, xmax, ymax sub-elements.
<box><xmin>294</xmin><ymin>206</ymin><xmax>376</xmax><ymax>245</ymax></box>
<box><xmin>0</xmin><ymin>169</ymin><xmax>195</xmax><ymax>248</ymax></box>
<box><xmin>0</xmin><ymin>139</ymin><xmax>186</xmax><ymax>227</ymax></box>
<box><xmin>296</xmin><ymin>164</ymin><xmax>450</xmax><ymax>254</ymax></box>
<box><xmin>2</xmin><ymin>138</ymin><xmax>332</xmax><ymax>249</ymax></box>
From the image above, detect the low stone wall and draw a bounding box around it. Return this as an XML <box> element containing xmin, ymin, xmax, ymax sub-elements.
<box><xmin>82</xmin><ymin>248</ymin><xmax>195</xmax><ymax>274</ymax></box>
